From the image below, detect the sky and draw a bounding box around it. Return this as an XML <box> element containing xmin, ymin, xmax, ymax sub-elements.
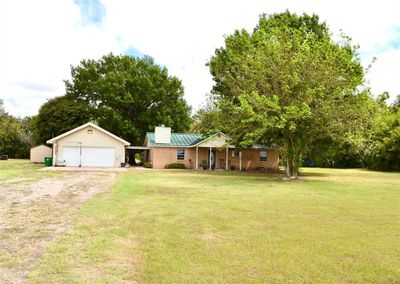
<box><xmin>0</xmin><ymin>0</ymin><xmax>399</xmax><ymax>117</ymax></box>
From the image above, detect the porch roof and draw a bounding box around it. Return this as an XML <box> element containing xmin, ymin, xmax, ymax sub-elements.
<box><xmin>126</xmin><ymin>146</ymin><xmax>150</xmax><ymax>150</ymax></box>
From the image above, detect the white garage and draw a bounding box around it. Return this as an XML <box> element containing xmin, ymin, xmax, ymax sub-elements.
<box><xmin>47</xmin><ymin>122</ymin><xmax>130</xmax><ymax>167</ymax></box>
<box><xmin>63</xmin><ymin>147</ymin><xmax>115</xmax><ymax>167</ymax></box>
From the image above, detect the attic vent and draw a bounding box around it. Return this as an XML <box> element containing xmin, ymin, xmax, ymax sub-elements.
<box><xmin>87</xmin><ymin>129</ymin><xmax>93</xmax><ymax>134</ymax></box>
<box><xmin>155</xmin><ymin>126</ymin><xmax>171</xmax><ymax>144</ymax></box>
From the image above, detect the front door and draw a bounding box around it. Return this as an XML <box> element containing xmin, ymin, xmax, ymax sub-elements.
<box><xmin>208</xmin><ymin>149</ymin><xmax>216</xmax><ymax>169</ymax></box>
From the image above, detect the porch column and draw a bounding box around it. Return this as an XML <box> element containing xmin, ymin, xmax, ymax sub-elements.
<box><xmin>239</xmin><ymin>151</ymin><xmax>242</xmax><ymax>171</ymax></box>
<box><xmin>225</xmin><ymin>147</ymin><xmax>228</xmax><ymax>170</ymax></box>
<box><xmin>209</xmin><ymin>147</ymin><xmax>212</xmax><ymax>170</ymax></box>
<box><xmin>196</xmin><ymin>146</ymin><xmax>198</xmax><ymax>170</ymax></box>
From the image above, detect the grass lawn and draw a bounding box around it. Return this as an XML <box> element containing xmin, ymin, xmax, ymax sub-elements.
<box><xmin>0</xmin><ymin>159</ymin><xmax>48</xmax><ymax>182</ymax></box>
<box><xmin>28</xmin><ymin>168</ymin><xmax>400</xmax><ymax>283</ymax></box>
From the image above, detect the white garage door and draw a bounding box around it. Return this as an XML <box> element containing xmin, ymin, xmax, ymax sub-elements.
<box><xmin>63</xmin><ymin>147</ymin><xmax>80</xmax><ymax>167</ymax></box>
<box><xmin>63</xmin><ymin>147</ymin><xmax>115</xmax><ymax>167</ymax></box>
<box><xmin>81</xmin><ymin>147</ymin><xmax>115</xmax><ymax>167</ymax></box>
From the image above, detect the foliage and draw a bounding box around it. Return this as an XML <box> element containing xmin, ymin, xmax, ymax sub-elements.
<box><xmin>134</xmin><ymin>153</ymin><xmax>143</xmax><ymax>165</ymax></box>
<box><xmin>305</xmin><ymin>91</ymin><xmax>377</xmax><ymax>168</ymax></box>
<box><xmin>208</xmin><ymin>11</ymin><xmax>366</xmax><ymax>178</ymax></box>
<box><xmin>367</xmin><ymin>95</ymin><xmax>400</xmax><ymax>170</ymax></box>
<box><xmin>65</xmin><ymin>53</ymin><xmax>192</xmax><ymax>145</ymax></box>
<box><xmin>303</xmin><ymin>91</ymin><xmax>400</xmax><ymax>171</ymax></box>
<box><xmin>34</xmin><ymin>96</ymin><xmax>91</xmax><ymax>144</ymax></box>
<box><xmin>164</xmin><ymin>162</ymin><xmax>186</xmax><ymax>169</ymax></box>
<box><xmin>0</xmin><ymin>100</ymin><xmax>32</xmax><ymax>158</ymax></box>
<box><xmin>143</xmin><ymin>161</ymin><xmax>152</xmax><ymax>168</ymax></box>
<box><xmin>190</xmin><ymin>95</ymin><xmax>225</xmax><ymax>134</ymax></box>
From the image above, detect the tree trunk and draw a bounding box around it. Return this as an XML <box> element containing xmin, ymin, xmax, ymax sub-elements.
<box><xmin>286</xmin><ymin>154</ymin><xmax>298</xmax><ymax>179</ymax></box>
<box><xmin>283</xmin><ymin>137</ymin><xmax>301</xmax><ymax>180</ymax></box>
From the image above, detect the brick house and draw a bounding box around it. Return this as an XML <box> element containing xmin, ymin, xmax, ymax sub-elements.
<box><xmin>137</xmin><ymin>126</ymin><xmax>279</xmax><ymax>170</ymax></box>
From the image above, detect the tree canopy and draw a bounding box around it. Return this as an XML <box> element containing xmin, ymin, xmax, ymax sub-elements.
<box><xmin>367</xmin><ymin>94</ymin><xmax>400</xmax><ymax>171</ymax></box>
<box><xmin>0</xmin><ymin>99</ymin><xmax>32</xmax><ymax>158</ymax></box>
<box><xmin>208</xmin><ymin>11</ymin><xmax>368</xmax><ymax>178</ymax></box>
<box><xmin>64</xmin><ymin>54</ymin><xmax>191</xmax><ymax>145</ymax></box>
<box><xmin>34</xmin><ymin>96</ymin><xmax>92</xmax><ymax>144</ymax></box>
<box><xmin>190</xmin><ymin>95</ymin><xmax>226</xmax><ymax>134</ymax></box>
<box><xmin>33</xmin><ymin>54</ymin><xmax>191</xmax><ymax>145</ymax></box>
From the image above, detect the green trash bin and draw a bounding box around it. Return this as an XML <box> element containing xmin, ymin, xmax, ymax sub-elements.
<box><xmin>44</xmin><ymin>157</ymin><xmax>52</xmax><ymax>167</ymax></box>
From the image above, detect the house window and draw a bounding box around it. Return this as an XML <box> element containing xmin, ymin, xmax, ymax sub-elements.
<box><xmin>260</xmin><ymin>151</ymin><xmax>268</xmax><ymax>161</ymax></box>
<box><xmin>232</xmin><ymin>150</ymin><xmax>240</xmax><ymax>157</ymax></box>
<box><xmin>177</xmin><ymin>149</ymin><xmax>185</xmax><ymax>161</ymax></box>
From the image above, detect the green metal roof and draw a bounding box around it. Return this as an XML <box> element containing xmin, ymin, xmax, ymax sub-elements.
<box><xmin>145</xmin><ymin>132</ymin><xmax>273</xmax><ymax>149</ymax></box>
<box><xmin>146</xmin><ymin>132</ymin><xmax>208</xmax><ymax>147</ymax></box>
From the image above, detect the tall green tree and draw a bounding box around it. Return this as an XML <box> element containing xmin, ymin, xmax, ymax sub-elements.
<box><xmin>367</xmin><ymin>93</ymin><xmax>400</xmax><ymax>171</ymax></box>
<box><xmin>190</xmin><ymin>95</ymin><xmax>225</xmax><ymax>134</ymax></box>
<box><xmin>34</xmin><ymin>96</ymin><xmax>92</xmax><ymax>144</ymax></box>
<box><xmin>0</xmin><ymin>99</ymin><xmax>32</xmax><ymax>158</ymax></box>
<box><xmin>208</xmin><ymin>11</ymin><xmax>367</xmax><ymax>178</ymax></box>
<box><xmin>65</xmin><ymin>54</ymin><xmax>191</xmax><ymax>145</ymax></box>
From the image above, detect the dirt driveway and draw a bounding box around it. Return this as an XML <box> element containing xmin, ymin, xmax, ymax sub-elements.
<box><xmin>0</xmin><ymin>171</ymin><xmax>118</xmax><ymax>283</ymax></box>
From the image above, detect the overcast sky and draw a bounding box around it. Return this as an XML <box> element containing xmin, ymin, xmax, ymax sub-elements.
<box><xmin>1</xmin><ymin>0</ymin><xmax>399</xmax><ymax>117</ymax></box>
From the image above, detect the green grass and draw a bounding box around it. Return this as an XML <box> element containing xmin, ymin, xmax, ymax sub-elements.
<box><xmin>28</xmin><ymin>168</ymin><xmax>400</xmax><ymax>283</ymax></box>
<box><xmin>0</xmin><ymin>159</ymin><xmax>43</xmax><ymax>180</ymax></box>
<box><xmin>0</xmin><ymin>159</ymin><xmax>55</xmax><ymax>183</ymax></box>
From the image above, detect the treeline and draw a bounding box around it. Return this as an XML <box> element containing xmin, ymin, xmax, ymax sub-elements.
<box><xmin>305</xmin><ymin>92</ymin><xmax>400</xmax><ymax>170</ymax></box>
<box><xmin>191</xmin><ymin>93</ymin><xmax>400</xmax><ymax>171</ymax></box>
<box><xmin>0</xmin><ymin>54</ymin><xmax>192</xmax><ymax>159</ymax></box>
<box><xmin>0</xmin><ymin>99</ymin><xmax>33</xmax><ymax>158</ymax></box>
<box><xmin>1</xmin><ymin>12</ymin><xmax>399</xmax><ymax>173</ymax></box>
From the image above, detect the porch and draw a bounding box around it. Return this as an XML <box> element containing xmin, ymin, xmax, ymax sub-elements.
<box><xmin>194</xmin><ymin>146</ymin><xmax>242</xmax><ymax>171</ymax></box>
<box><xmin>191</xmin><ymin>133</ymin><xmax>242</xmax><ymax>171</ymax></box>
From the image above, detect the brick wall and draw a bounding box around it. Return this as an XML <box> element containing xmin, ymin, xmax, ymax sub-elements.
<box><xmin>149</xmin><ymin>147</ymin><xmax>279</xmax><ymax>170</ymax></box>
<box><xmin>149</xmin><ymin>147</ymin><xmax>197</xmax><ymax>169</ymax></box>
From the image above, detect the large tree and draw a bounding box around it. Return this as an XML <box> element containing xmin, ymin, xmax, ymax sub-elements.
<box><xmin>34</xmin><ymin>96</ymin><xmax>92</xmax><ymax>144</ymax></box>
<box><xmin>190</xmin><ymin>95</ymin><xmax>226</xmax><ymax>134</ymax></box>
<box><xmin>0</xmin><ymin>99</ymin><xmax>32</xmax><ymax>158</ymax></box>
<box><xmin>65</xmin><ymin>54</ymin><xmax>191</xmax><ymax>145</ymax></box>
<box><xmin>367</xmin><ymin>93</ymin><xmax>400</xmax><ymax>171</ymax></box>
<box><xmin>208</xmin><ymin>11</ymin><xmax>367</xmax><ymax>178</ymax></box>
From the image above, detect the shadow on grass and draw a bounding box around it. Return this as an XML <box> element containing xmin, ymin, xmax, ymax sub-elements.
<box><xmin>172</xmin><ymin>169</ymin><xmax>287</xmax><ymax>183</ymax></box>
<box><xmin>298</xmin><ymin>172</ymin><xmax>329</xmax><ymax>177</ymax></box>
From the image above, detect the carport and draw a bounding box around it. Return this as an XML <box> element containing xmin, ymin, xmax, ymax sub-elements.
<box><xmin>126</xmin><ymin>146</ymin><xmax>150</xmax><ymax>166</ymax></box>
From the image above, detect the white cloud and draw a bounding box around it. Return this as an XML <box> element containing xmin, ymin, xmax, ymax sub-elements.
<box><xmin>0</xmin><ymin>0</ymin><xmax>399</xmax><ymax>117</ymax></box>
<box><xmin>368</xmin><ymin>49</ymin><xmax>400</xmax><ymax>98</ymax></box>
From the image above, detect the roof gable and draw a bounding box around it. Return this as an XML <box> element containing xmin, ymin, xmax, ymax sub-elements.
<box><xmin>190</xmin><ymin>132</ymin><xmax>234</xmax><ymax>148</ymax></box>
<box><xmin>46</xmin><ymin>122</ymin><xmax>130</xmax><ymax>145</ymax></box>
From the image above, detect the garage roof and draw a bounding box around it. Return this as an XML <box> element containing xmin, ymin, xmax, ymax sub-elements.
<box><xmin>46</xmin><ymin>122</ymin><xmax>131</xmax><ymax>146</ymax></box>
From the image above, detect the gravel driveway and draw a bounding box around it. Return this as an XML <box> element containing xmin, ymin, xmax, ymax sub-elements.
<box><xmin>0</xmin><ymin>171</ymin><xmax>117</xmax><ymax>283</ymax></box>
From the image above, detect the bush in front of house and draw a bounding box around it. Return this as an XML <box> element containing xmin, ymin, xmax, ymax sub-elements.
<box><xmin>165</xmin><ymin>163</ymin><xmax>186</xmax><ymax>169</ymax></box>
<box><xmin>143</xmin><ymin>162</ymin><xmax>152</xmax><ymax>168</ymax></box>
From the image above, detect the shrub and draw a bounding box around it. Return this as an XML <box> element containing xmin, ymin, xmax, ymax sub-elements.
<box><xmin>143</xmin><ymin>162</ymin><xmax>152</xmax><ymax>168</ymax></box>
<box><xmin>230</xmin><ymin>165</ymin><xmax>236</xmax><ymax>171</ymax></box>
<box><xmin>165</xmin><ymin>163</ymin><xmax>186</xmax><ymax>169</ymax></box>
